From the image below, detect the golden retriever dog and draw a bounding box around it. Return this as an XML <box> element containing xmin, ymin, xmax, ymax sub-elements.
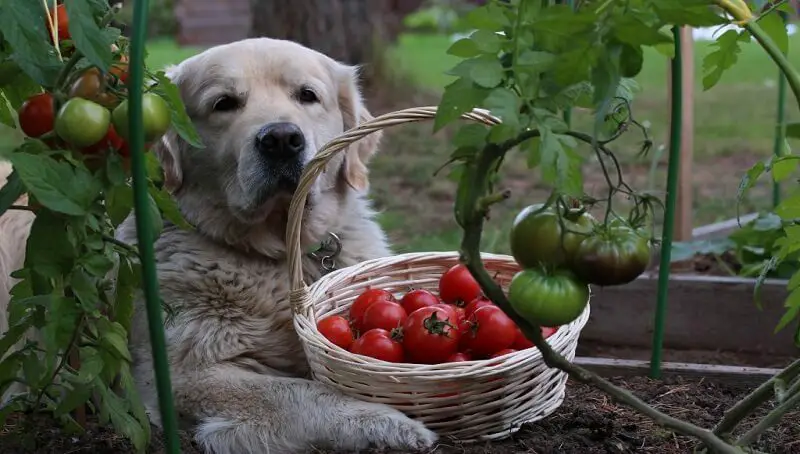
<box><xmin>112</xmin><ymin>38</ymin><xmax>438</xmax><ymax>453</ymax></box>
<box><xmin>1</xmin><ymin>38</ymin><xmax>438</xmax><ymax>452</ymax></box>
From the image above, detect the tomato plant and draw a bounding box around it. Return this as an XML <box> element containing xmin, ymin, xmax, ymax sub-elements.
<box><xmin>460</xmin><ymin>305</ymin><xmax>517</xmax><ymax>358</ymax></box>
<box><xmin>350</xmin><ymin>329</ymin><xmax>404</xmax><ymax>363</ymax></box>
<box><xmin>18</xmin><ymin>93</ymin><xmax>55</xmax><ymax>138</ymax></box>
<box><xmin>317</xmin><ymin>315</ymin><xmax>355</xmax><ymax>350</ymax></box>
<box><xmin>402</xmin><ymin>306</ymin><xmax>461</xmax><ymax>364</ymax></box>
<box><xmin>438</xmin><ymin>263</ymin><xmax>483</xmax><ymax>305</ymax></box>
<box><xmin>572</xmin><ymin>225</ymin><xmax>651</xmax><ymax>287</ymax></box>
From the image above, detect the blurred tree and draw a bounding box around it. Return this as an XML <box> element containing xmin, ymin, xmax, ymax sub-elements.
<box><xmin>249</xmin><ymin>0</ymin><xmax>424</xmax><ymax>73</ymax></box>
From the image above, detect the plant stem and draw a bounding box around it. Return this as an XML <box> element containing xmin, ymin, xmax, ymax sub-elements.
<box><xmin>737</xmin><ymin>368</ymin><xmax>800</xmax><ymax>447</ymax></box>
<box><xmin>714</xmin><ymin>357</ymin><xmax>800</xmax><ymax>438</ymax></box>
<box><xmin>456</xmin><ymin>138</ymin><xmax>740</xmax><ymax>454</ymax></box>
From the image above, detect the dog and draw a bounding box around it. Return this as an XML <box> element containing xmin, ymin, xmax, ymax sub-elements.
<box><xmin>112</xmin><ymin>38</ymin><xmax>438</xmax><ymax>453</ymax></box>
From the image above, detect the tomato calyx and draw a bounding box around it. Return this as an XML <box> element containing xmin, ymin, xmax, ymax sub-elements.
<box><xmin>422</xmin><ymin>311</ymin><xmax>456</xmax><ymax>336</ymax></box>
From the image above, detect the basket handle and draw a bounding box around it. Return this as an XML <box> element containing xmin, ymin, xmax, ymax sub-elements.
<box><xmin>286</xmin><ymin>106</ymin><xmax>500</xmax><ymax>313</ymax></box>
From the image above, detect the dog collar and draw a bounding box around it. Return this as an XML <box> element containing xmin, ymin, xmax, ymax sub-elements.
<box><xmin>306</xmin><ymin>232</ymin><xmax>342</xmax><ymax>274</ymax></box>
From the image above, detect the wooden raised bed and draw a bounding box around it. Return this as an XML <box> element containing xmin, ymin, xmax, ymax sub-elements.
<box><xmin>572</xmin><ymin>213</ymin><xmax>796</xmax><ymax>386</ymax></box>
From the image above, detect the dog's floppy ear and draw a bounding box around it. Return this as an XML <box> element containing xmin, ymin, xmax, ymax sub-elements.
<box><xmin>336</xmin><ymin>64</ymin><xmax>381</xmax><ymax>192</ymax></box>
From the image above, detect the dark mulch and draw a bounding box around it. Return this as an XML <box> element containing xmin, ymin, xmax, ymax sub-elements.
<box><xmin>2</xmin><ymin>376</ymin><xmax>797</xmax><ymax>454</ymax></box>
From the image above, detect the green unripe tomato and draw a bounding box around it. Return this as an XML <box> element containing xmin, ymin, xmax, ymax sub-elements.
<box><xmin>54</xmin><ymin>97</ymin><xmax>111</xmax><ymax>148</ymax></box>
<box><xmin>112</xmin><ymin>93</ymin><xmax>172</xmax><ymax>142</ymax></box>
<box><xmin>510</xmin><ymin>203</ymin><xmax>597</xmax><ymax>269</ymax></box>
<box><xmin>508</xmin><ymin>267</ymin><xmax>589</xmax><ymax>327</ymax></box>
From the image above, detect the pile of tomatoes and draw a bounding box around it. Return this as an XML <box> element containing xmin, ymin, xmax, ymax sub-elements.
<box><xmin>18</xmin><ymin>4</ymin><xmax>171</xmax><ymax>164</ymax></box>
<box><xmin>317</xmin><ymin>263</ymin><xmax>559</xmax><ymax>364</ymax></box>
<box><xmin>506</xmin><ymin>201</ymin><xmax>652</xmax><ymax>328</ymax></box>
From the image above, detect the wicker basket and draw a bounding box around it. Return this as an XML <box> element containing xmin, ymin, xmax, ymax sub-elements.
<box><xmin>285</xmin><ymin>107</ymin><xmax>591</xmax><ymax>441</ymax></box>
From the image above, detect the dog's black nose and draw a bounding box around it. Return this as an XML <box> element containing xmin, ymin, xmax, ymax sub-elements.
<box><xmin>255</xmin><ymin>122</ymin><xmax>305</xmax><ymax>159</ymax></box>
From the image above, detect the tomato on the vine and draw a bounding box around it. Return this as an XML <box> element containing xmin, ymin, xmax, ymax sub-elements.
<box><xmin>18</xmin><ymin>93</ymin><xmax>55</xmax><ymax>138</ymax></box>
<box><xmin>508</xmin><ymin>267</ymin><xmax>589</xmax><ymax>327</ymax></box>
<box><xmin>461</xmin><ymin>305</ymin><xmax>517</xmax><ymax>358</ymax></box>
<box><xmin>402</xmin><ymin>306</ymin><xmax>461</xmax><ymax>364</ymax></box>
<box><xmin>54</xmin><ymin>98</ymin><xmax>111</xmax><ymax>148</ymax></box>
<box><xmin>510</xmin><ymin>203</ymin><xmax>596</xmax><ymax>268</ymax></box>
<box><xmin>400</xmin><ymin>289</ymin><xmax>440</xmax><ymax>314</ymax></box>
<box><xmin>82</xmin><ymin>123</ymin><xmax>124</xmax><ymax>155</ymax></box>
<box><xmin>317</xmin><ymin>315</ymin><xmax>355</xmax><ymax>350</ymax></box>
<box><xmin>110</xmin><ymin>63</ymin><xmax>129</xmax><ymax>85</ymax></box>
<box><xmin>571</xmin><ymin>225</ymin><xmax>651</xmax><ymax>287</ymax></box>
<box><xmin>68</xmin><ymin>68</ymin><xmax>119</xmax><ymax>109</ymax></box>
<box><xmin>511</xmin><ymin>325</ymin><xmax>559</xmax><ymax>350</ymax></box>
<box><xmin>350</xmin><ymin>328</ymin><xmax>404</xmax><ymax>363</ymax></box>
<box><xmin>361</xmin><ymin>301</ymin><xmax>407</xmax><ymax>332</ymax></box>
<box><xmin>349</xmin><ymin>288</ymin><xmax>397</xmax><ymax>332</ymax></box>
<box><xmin>112</xmin><ymin>93</ymin><xmax>172</xmax><ymax>142</ymax></box>
<box><xmin>46</xmin><ymin>4</ymin><xmax>70</xmax><ymax>41</ymax></box>
<box><xmin>438</xmin><ymin>263</ymin><xmax>482</xmax><ymax>306</ymax></box>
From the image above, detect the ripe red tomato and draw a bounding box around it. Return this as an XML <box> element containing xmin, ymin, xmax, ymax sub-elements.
<box><xmin>445</xmin><ymin>352</ymin><xmax>472</xmax><ymax>362</ymax></box>
<box><xmin>47</xmin><ymin>4</ymin><xmax>70</xmax><ymax>41</ymax></box>
<box><xmin>110</xmin><ymin>62</ymin><xmax>129</xmax><ymax>84</ymax></box>
<box><xmin>461</xmin><ymin>305</ymin><xmax>517</xmax><ymax>358</ymax></box>
<box><xmin>82</xmin><ymin>124</ymin><xmax>124</xmax><ymax>155</ymax></box>
<box><xmin>317</xmin><ymin>315</ymin><xmax>355</xmax><ymax>350</ymax></box>
<box><xmin>400</xmin><ymin>289</ymin><xmax>440</xmax><ymax>314</ymax></box>
<box><xmin>18</xmin><ymin>93</ymin><xmax>55</xmax><ymax>138</ymax></box>
<box><xmin>350</xmin><ymin>288</ymin><xmax>397</xmax><ymax>332</ymax></box>
<box><xmin>511</xmin><ymin>325</ymin><xmax>560</xmax><ymax>350</ymax></box>
<box><xmin>489</xmin><ymin>348</ymin><xmax>518</xmax><ymax>358</ymax></box>
<box><xmin>402</xmin><ymin>306</ymin><xmax>461</xmax><ymax>364</ymax></box>
<box><xmin>361</xmin><ymin>301</ymin><xmax>407</xmax><ymax>332</ymax></box>
<box><xmin>542</xmin><ymin>326</ymin><xmax>559</xmax><ymax>339</ymax></box>
<box><xmin>438</xmin><ymin>264</ymin><xmax>483</xmax><ymax>306</ymax></box>
<box><xmin>433</xmin><ymin>304</ymin><xmax>465</xmax><ymax>325</ymax></box>
<box><xmin>350</xmin><ymin>328</ymin><xmax>404</xmax><ymax>363</ymax></box>
<box><xmin>464</xmin><ymin>296</ymin><xmax>494</xmax><ymax>319</ymax></box>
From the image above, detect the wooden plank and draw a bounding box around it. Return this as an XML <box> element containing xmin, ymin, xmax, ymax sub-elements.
<box><xmin>581</xmin><ymin>274</ymin><xmax>795</xmax><ymax>357</ymax></box>
<box><xmin>574</xmin><ymin>356</ymin><xmax>782</xmax><ymax>386</ymax></box>
<box><xmin>666</xmin><ymin>27</ymin><xmax>695</xmax><ymax>241</ymax></box>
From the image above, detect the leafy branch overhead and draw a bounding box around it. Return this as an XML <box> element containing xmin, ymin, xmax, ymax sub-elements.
<box><xmin>0</xmin><ymin>0</ymin><xmax>201</xmax><ymax>451</ymax></box>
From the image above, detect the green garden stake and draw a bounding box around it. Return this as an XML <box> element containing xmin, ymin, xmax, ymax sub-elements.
<box><xmin>129</xmin><ymin>0</ymin><xmax>181</xmax><ymax>452</ymax></box>
<box><xmin>650</xmin><ymin>26</ymin><xmax>684</xmax><ymax>379</ymax></box>
<box><xmin>772</xmin><ymin>11</ymin><xmax>789</xmax><ymax>208</ymax></box>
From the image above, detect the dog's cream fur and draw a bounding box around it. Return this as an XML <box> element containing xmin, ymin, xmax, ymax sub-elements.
<box><xmin>1</xmin><ymin>38</ymin><xmax>437</xmax><ymax>453</ymax></box>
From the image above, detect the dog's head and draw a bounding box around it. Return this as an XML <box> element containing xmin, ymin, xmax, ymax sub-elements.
<box><xmin>154</xmin><ymin>38</ymin><xmax>381</xmax><ymax>256</ymax></box>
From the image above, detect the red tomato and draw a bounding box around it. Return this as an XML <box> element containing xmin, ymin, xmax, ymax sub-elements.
<box><xmin>464</xmin><ymin>296</ymin><xmax>494</xmax><ymax>319</ymax></box>
<box><xmin>445</xmin><ymin>352</ymin><xmax>472</xmax><ymax>362</ymax></box>
<box><xmin>461</xmin><ymin>305</ymin><xmax>517</xmax><ymax>358</ymax></box>
<box><xmin>317</xmin><ymin>315</ymin><xmax>355</xmax><ymax>350</ymax></box>
<box><xmin>542</xmin><ymin>326</ymin><xmax>559</xmax><ymax>338</ymax></box>
<box><xmin>18</xmin><ymin>93</ymin><xmax>55</xmax><ymax>138</ymax></box>
<box><xmin>511</xmin><ymin>325</ymin><xmax>560</xmax><ymax>350</ymax></box>
<box><xmin>402</xmin><ymin>306</ymin><xmax>461</xmax><ymax>364</ymax></box>
<box><xmin>47</xmin><ymin>4</ymin><xmax>70</xmax><ymax>41</ymax></box>
<box><xmin>349</xmin><ymin>329</ymin><xmax>404</xmax><ymax>363</ymax></box>
<box><xmin>400</xmin><ymin>289</ymin><xmax>440</xmax><ymax>314</ymax></box>
<box><xmin>82</xmin><ymin>124</ymin><xmax>125</xmax><ymax>155</ymax></box>
<box><xmin>432</xmin><ymin>303</ymin><xmax>465</xmax><ymax>325</ymax></box>
<box><xmin>489</xmin><ymin>348</ymin><xmax>518</xmax><ymax>358</ymax></box>
<box><xmin>361</xmin><ymin>301</ymin><xmax>407</xmax><ymax>332</ymax></box>
<box><xmin>438</xmin><ymin>264</ymin><xmax>483</xmax><ymax>306</ymax></box>
<box><xmin>350</xmin><ymin>288</ymin><xmax>397</xmax><ymax>332</ymax></box>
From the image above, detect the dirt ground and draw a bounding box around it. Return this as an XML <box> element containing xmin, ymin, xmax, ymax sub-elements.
<box><xmin>2</xmin><ymin>376</ymin><xmax>797</xmax><ymax>454</ymax></box>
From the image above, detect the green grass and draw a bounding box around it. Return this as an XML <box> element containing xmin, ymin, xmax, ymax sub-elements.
<box><xmin>144</xmin><ymin>38</ymin><xmax>204</xmax><ymax>71</ymax></box>
<box><xmin>143</xmin><ymin>32</ymin><xmax>800</xmax><ymax>254</ymax></box>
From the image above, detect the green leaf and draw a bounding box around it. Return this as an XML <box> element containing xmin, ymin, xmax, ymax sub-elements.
<box><xmin>0</xmin><ymin>313</ymin><xmax>34</xmax><ymax>359</ymax></box>
<box><xmin>149</xmin><ymin>184</ymin><xmax>191</xmax><ymax>230</ymax></box>
<box><xmin>0</xmin><ymin>114</ymin><xmax>24</xmax><ymax>157</ymax></box>
<box><xmin>539</xmin><ymin>128</ymin><xmax>583</xmax><ymax>196</ymax></box>
<box><xmin>54</xmin><ymin>382</ymin><xmax>94</xmax><ymax>417</ymax></box>
<box><xmin>147</xmin><ymin>192</ymin><xmax>164</xmax><ymax>238</ymax></box>
<box><xmin>95</xmin><ymin>379</ymin><xmax>148</xmax><ymax>453</ymax></box>
<box><xmin>106</xmin><ymin>183</ymin><xmax>133</xmax><ymax>227</ymax></box>
<box><xmin>433</xmin><ymin>77</ymin><xmax>490</xmax><ymax>132</ymax></box>
<box><xmin>25</xmin><ymin>211</ymin><xmax>76</xmax><ymax>278</ymax></box>
<box><xmin>771</xmin><ymin>156</ymin><xmax>800</xmax><ymax>183</ymax></box>
<box><xmin>452</xmin><ymin>124</ymin><xmax>489</xmax><ymax>149</ymax></box>
<box><xmin>70</xmin><ymin>268</ymin><xmax>99</xmax><ymax>312</ymax></box>
<box><xmin>65</xmin><ymin>0</ymin><xmax>113</xmax><ymax>72</ymax></box>
<box><xmin>652</xmin><ymin>1</ymin><xmax>728</xmax><ymax>27</ymax></box>
<box><xmin>80</xmin><ymin>253</ymin><xmax>115</xmax><ymax>277</ymax></box>
<box><xmin>0</xmin><ymin>1</ymin><xmax>63</xmax><ymax>87</ymax></box>
<box><xmin>447</xmin><ymin>38</ymin><xmax>481</xmax><ymax>58</ymax></box>
<box><xmin>758</xmin><ymin>10</ymin><xmax>789</xmax><ymax>56</ymax></box>
<box><xmin>448</xmin><ymin>55</ymin><xmax>504</xmax><ymax>88</ymax></box>
<box><xmin>9</xmin><ymin>152</ymin><xmax>102</xmax><ymax>216</ymax></box>
<box><xmin>702</xmin><ymin>29</ymin><xmax>748</xmax><ymax>90</ymax></box>
<box><xmin>786</xmin><ymin>122</ymin><xmax>800</xmax><ymax>140</ymax></box>
<box><xmin>0</xmin><ymin>71</ymin><xmax>42</xmax><ymax>110</ymax></box>
<box><xmin>114</xmin><ymin>257</ymin><xmax>140</xmax><ymax>333</ymax></box>
<box><xmin>0</xmin><ymin>93</ymin><xmax>14</xmax><ymax>127</ymax></box>
<box><xmin>737</xmin><ymin>161</ymin><xmax>766</xmax><ymax>204</ymax></box>
<box><xmin>484</xmin><ymin>87</ymin><xmax>520</xmax><ymax>128</ymax></box>
<box><xmin>526</xmin><ymin>136</ymin><xmax>542</xmax><ymax>168</ymax></box>
<box><xmin>613</xmin><ymin>17</ymin><xmax>674</xmax><ymax>46</ymax></box>
<box><xmin>774</xmin><ymin>287</ymin><xmax>800</xmax><ymax>333</ymax></box>
<box><xmin>463</xmin><ymin>2</ymin><xmax>511</xmax><ymax>31</ymax></box>
<box><xmin>469</xmin><ymin>29</ymin><xmax>503</xmax><ymax>54</ymax></box>
<box><xmin>97</xmin><ymin>319</ymin><xmax>132</xmax><ymax>362</ymax></box>
<box><xmin>152</xmin><ymin>72</ymin><xmax>205</xmax><ymax>148</ymax></box>
<box><xmin>516</xmin><ymin>50</ymin><xmax>556</xmax><ymax>73</ymax></box>
<box><xmin>0</xmin><ymin>169</ymin><xmax>24</xmax><ymax>217</ymax></box>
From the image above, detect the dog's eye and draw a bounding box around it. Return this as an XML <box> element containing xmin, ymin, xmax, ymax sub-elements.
<box><xmin>212</xmin><ymin>95</ymin><xmax>240</xmax><ymax>112</ymax></box>
<box><xmin>296</xmin><ymin>87</ymin><xmax>319</xmax><ymax>104</ymax></box>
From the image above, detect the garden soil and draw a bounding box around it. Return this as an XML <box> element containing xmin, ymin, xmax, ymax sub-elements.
<box><xmin>2</xmin><ymin>376</ymin><xmax>797</xmax><ymax>454</ymax></box>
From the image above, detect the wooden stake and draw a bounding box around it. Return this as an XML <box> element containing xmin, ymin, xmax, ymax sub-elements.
<box><xmin>666</xmin><ymin>27</ymin><xmax>695</xmax><ymax>241</ymax></box>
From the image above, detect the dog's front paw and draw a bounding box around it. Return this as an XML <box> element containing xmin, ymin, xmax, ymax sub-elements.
<box><xmin>354</xmin><ymin>406</ymin><xmax>438</xmax><ymax>451</ymax></box>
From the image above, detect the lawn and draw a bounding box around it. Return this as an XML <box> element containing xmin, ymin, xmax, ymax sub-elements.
<box><xmin>143</xmin><ymin>30</ymin><xmax>800</xmax><ymax>253</ymax></box>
